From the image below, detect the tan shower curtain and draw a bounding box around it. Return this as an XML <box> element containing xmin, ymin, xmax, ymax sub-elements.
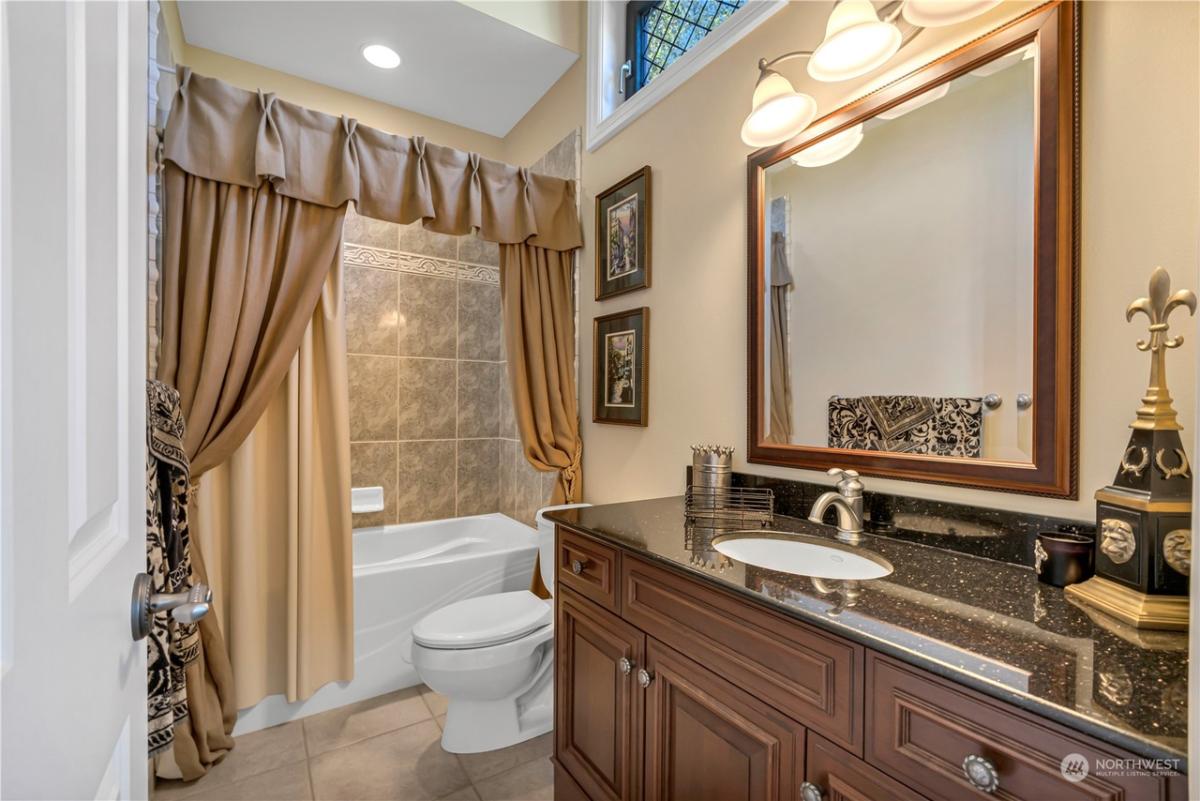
<box><xmin>500</xmin><ymin>244</ymin><xmax>583</xmax><ymax>597</ymax></box>
<box><xmin>193</xmin><ymin>268</ymin><xmax>353</xmax><ymax>709</ymax></box>
<box><xmin>768</xmin><ymin>232</ymin><xmax>795</xmax><ymax>444</ymax></box>
<box><xmin>157</xmin><ymin>67</ymin><xmax>582</xmax><ymax>775</ymax></box>
<box><xmin>156</xmin><ymin>164</ymin><xmax>347</xmax><ymax>779</ymax></box>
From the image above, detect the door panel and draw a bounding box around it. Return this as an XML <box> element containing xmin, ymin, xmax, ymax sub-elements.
<box><xmin>806</xmin><ymin>732</ymin><xmax>927</xmax><ymax>801</ymax></box>
<box><xmin>556</xmin><ymin>589</ymin><xmax>645</xmax><ymax>801</ymax></box>
<box><xmin>644</xmin><ymin>638</ymin><xmax>805</xmax><ymax>801</ymax></box>
<box><xmin>1</xmin><ymin>1</ymin><xmax>148</xmax><ymax>798</ymax></box>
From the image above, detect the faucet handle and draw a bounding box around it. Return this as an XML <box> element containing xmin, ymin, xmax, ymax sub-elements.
<box><xmin>827</xmin><ymin>467</ymin><xmax>863</xmax><ymax>496</ymax></box>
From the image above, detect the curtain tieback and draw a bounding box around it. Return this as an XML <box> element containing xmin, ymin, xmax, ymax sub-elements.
<box><xmin>559</xmin><ymin>440</ymin><xmax>583</xmax><ymax>501</ymax></box>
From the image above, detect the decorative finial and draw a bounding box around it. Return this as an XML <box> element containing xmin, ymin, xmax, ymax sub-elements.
<box><xmin>1126</xmin><ymin>267</ymin><xmax>1196</xmax><ymax>431</ymax></box>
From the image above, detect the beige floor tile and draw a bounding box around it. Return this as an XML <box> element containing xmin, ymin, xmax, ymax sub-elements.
<box><xmin>180</xmin><ymin>762</ymin><xmax>312</xmax><ymax>801</ymax></box>
<box><xmin>455</xmin><ymin>733</ymin><xmax>552</xmax><ymax>783</ymax></box>
<box><xmin>473</xmin><ymin>758</ymin><xmax>553</xmax><ymax>801</ymax></box>
<box><xmin>435</xmin><ymin>714</ymin><xmax>446</xmax><ymax>731</ymax></box>
<box><xmin>419</xmin><ymin>686</ymin><xmax>449</xmax><ymax>717</ymax></box>
<box><xmin>303</xmin><ymin>686</ymin><xmax>431</xmax><ymax>756</ymax></box>
<box><xmin>310</xmin><ymin>720</ymin><xmax>470</xmax><ymax>801</ymax></box>
<box><xmin>153</xmin><ymin>720</ymin><xmax>308</xmax><ymax>800</ymax></box>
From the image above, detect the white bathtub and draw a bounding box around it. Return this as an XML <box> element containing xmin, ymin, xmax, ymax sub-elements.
<box><xmin>234</xmin><ymin>513</ymin><xmax>538</xmax><ymax>734</ymax></box>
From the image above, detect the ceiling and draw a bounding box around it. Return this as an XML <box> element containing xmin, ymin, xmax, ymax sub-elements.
<box><xmin>176</xmin><ymin>1</ymin><xmax>579</xmax><ymax>138</ymax></box>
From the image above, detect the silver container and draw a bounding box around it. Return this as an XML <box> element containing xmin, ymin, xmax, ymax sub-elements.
<box><xmin>691</xmin><ymin>445</ymin><xmax>734</xmax><ymax>491</ymax></box>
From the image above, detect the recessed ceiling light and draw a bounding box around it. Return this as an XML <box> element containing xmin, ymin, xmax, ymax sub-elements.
<box><xmin>362</xmin><ymin>44</ymin><xmax>401</xmax><ymax>70</ymax></box>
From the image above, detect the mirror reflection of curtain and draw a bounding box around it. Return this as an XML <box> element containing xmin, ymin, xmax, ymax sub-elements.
<box><xmin>768</xmin><ymin>231</ymin><xmax>794</xmax><ymax>444</ymax></box>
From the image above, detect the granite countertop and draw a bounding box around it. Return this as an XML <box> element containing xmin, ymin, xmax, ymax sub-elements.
<box><xmin>546</xmin><ymin>496</ymin><xmax>1188</xmax><ymax>767</ymax></box>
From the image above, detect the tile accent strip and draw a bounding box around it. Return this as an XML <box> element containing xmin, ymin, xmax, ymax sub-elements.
<box><xmin>344</xmin><ymin>243</ymin><xmax>500</xmax><ymax>286</ymax></box>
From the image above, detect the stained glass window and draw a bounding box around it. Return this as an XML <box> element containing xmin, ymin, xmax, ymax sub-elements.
<box><xmin>625</xmin><ymin>0</ymin><xmax>748</xmax><ymax>95</ymax></box>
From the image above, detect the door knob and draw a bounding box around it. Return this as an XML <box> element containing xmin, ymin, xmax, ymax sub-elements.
<box><xmin>962</xmin><ymin>754</ymin><xmax>999</xmax><ymax>793</ymax></box>
<box><xmin>131</xmin><ymin>573</ymin><xmax>212</xmax><ymax>641</ymax></box>
<box><xmin>570</xmin><ymin>559</ymin><xmax>587</xmax><ymax>575</ymax></box>
<box><xmin>618</xmin><ymin>657</ymin><xmax>634</xmax><ymax>675</ymax></box>
<box><xmin>637</xmin><ymin>668</ymin><xmax>654</xmax><ymax>688</ymax></box>
<box><xmin>799</xmin><ymin>782</ymin><xmax>824</xmax><ymax>801</ymax></box>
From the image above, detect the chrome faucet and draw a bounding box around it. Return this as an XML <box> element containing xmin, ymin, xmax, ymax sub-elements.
<box><xmin>808</xmin><ymin>468</ymin><xmax>865</xmax><ymax>545</ymax></box>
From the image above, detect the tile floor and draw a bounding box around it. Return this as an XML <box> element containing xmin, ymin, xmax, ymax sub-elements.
<box><xmin>152</xmin><ymin>686</ymin><xmax>553</xmax><ymax>801</ymax></box>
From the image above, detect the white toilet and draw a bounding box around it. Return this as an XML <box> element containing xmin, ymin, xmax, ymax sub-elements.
<box><xmin>411</xmin><ymin>503</ymin><xmax>590</xmax><ymax>754</ymax></box>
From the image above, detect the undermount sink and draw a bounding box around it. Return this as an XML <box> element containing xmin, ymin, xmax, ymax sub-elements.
<box><xmin>710</xmin><ymin>531</ymin><xmax>894</xmax><ymax>580</ymax></box>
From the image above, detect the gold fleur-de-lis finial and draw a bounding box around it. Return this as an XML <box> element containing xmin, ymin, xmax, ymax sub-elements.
<box><xmin>1127</xmin><ymin>267</ymin><xmax>1196</xmax><ymax>431</ymax></box>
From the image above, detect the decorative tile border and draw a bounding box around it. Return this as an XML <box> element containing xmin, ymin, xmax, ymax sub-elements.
<box><xmin>344</xmin><ymin>243</ymin><xmax>499</xmax><ymax>285</ymax></box>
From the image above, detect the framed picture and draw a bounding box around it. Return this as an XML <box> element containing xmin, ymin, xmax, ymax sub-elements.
<box><xmin>595</xmin><ymin>166</ymin><xmax>651</xmax><ymax>300</ymax></box>
<box><xmin>593</xmin><ymin>307</ymin><xmax>650</xmax><ymax>426</ymax></box>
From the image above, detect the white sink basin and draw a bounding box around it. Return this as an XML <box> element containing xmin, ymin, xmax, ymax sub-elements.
<box><xmin>711</xmin><ymin>532</ymin><xmax>893</xmax><ymax>580</ymax></box>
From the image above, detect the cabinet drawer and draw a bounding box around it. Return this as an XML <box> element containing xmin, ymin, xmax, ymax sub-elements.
<box><xmin>806</xmin><ymin>733</ymin><xmax>927</xmax><ymax>801</ymax></box>
<box><xmin>866</xmin><ymin>654</ymin><xmax>1185</xmax><ymax>801</ymax></box>
<box><xmin>557</xmin><ymin>526</ymin><xmax>621</xmax><ymax>612</ymax></box>
<box><xmin>621</xmin><ymin>555</ymin><xmax>864</xmax><ymax>755</ymax></box>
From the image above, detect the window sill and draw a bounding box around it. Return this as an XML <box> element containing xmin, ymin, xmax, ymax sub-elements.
<box><xmin>586</xmin><ymin>0</ymin><xmax>787</xmax><ymax>153</ymax></box>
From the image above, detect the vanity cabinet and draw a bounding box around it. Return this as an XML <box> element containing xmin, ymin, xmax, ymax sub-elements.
<box><xmin>552</xmin><ymin>525</ymin><xmax>1187</xmax><ymax>801</ymax></box>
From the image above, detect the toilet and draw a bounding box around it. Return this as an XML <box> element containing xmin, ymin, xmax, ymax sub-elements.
<box><xmin>411</xmin><ymin>503</ymin><xmax>590</xmax><ymax>754</ymax></box>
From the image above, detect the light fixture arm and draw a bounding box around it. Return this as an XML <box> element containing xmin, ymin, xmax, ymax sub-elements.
<box><xmin>759</xmin><ymin>51</ymin><xmax>814</xmax><ymax>73</ymax></box>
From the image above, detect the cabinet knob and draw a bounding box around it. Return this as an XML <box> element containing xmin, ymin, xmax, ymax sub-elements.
<box><xmin>962</xmin><ymin>754</ymin><xmax>999</xmax><ymax>793</ymax></box>
<box><xmin>618</xmin><ymin>657</ymin><xmax>633</xmax><ymax>675</ymax></box>
<box><xmin>799</xmin><ymin>781</ymin><xmax>824</xmax><ymax>801</ymax></box>
<box><xmin>570</xmin><ymin>559</ymin><xmax>587</xmax><ymax>575</ymax></box>
<box><xmin>637</xmin><ymin>668</ymin><xmax>654</xmax><ymax>688</ymax></box>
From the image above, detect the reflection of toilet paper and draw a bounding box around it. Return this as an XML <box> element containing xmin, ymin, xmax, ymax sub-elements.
<box><xmin>351</xmin><ymin>486</ymin><xmax>384</xmax><ymax>514</ymax></box>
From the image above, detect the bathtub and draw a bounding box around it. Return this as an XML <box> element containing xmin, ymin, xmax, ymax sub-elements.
<box><xmin>234</xmin><ymin>513</ymin><xmax>538</xmax><ymax>735</ymax></box>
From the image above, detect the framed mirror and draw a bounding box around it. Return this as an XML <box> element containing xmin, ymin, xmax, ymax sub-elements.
<box><xmin>747</xmin><ymin>2</ymin><xmax>1079</xmax><ymax>497</ymax></box>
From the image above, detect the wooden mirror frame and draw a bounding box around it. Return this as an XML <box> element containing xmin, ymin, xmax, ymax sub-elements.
<box><xmin>747</xmin><ymin>1</ymin><xmax>1079</xmax><ymax>498</ymax></box>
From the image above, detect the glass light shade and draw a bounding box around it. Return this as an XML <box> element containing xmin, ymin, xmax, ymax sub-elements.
<box><xmin>789</xmin><ymin>124</ymin><xmax>865</xmax><ymax>167</ymax></box>
<box><xmin>877</xmin><ymin>82</ymin><xmax>949</xmax><ymax>120</ymax></box>
<box><xmin>362</xmin><ymin>44</ymin><xmax>401</xmax><ymax>69</ymax></box>
<box><xmin>808</xmin><ymin>0</ymin><xmax>902</xmax><ymax>82</ymax></box>
<box><xmin>902</xmin><ymin>0</ymin><xmax>1001</xmax><ymax>28</ymax></box>
<box><xmin>741</xmin><ymin>70</ymin><xmax>818</xmax><ymax>147</ymax></box>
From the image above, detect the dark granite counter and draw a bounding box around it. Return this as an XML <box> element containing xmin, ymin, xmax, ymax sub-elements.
<box><xmin>546</xmin><ymin>496</ymin><xmax>1188</xmax><ymax>767</ymax></box>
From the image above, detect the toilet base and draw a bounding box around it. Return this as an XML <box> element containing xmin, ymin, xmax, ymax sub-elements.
<box><xmin>439</xmin><ymin>678</ymin><xmax>553</xmax><ymax>753</ymax></box>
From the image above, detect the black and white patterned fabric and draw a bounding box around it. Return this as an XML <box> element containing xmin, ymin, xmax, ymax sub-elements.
<box><xmin>146</xmin><ymin>380</ymin><xmax>201</xmax><ymax>756</ymax></box>
<box><xmin>828</xmin><ymin>395</ymin><xmax>983</xmax><ymax>457</ymax></box>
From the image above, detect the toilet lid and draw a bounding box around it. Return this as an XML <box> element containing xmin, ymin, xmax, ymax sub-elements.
<box><xmin>412</xmin><ymin>590</ymin><xmax>551</xmax><ymax>649</ymax></box>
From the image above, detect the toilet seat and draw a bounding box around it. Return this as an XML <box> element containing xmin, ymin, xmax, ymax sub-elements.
<box><xmin>412</xmin><ymin>590</ymin><xmax>551</xmax><ymax>650</ymax></box>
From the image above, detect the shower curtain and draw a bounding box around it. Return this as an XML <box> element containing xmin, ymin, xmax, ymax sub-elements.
<box><xmin>192</xmin><ymin>268</ymin><xmax>353</xmax><ymax>709</ymax></box>
<box><xmin>157</xmin><ymin>66</ymin><xmax>583</xmax><ymax>777</ymax></box>
<box><xmin>768</xmin><ymin>232</ymin><xmax>795</xmax><ymax>444</ymax></box>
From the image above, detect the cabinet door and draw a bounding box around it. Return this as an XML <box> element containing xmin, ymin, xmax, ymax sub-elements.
<box><xmin>643</xmin><ymin>639</ymin><xmax>805</xmax><ymax>801</ymax></box>
<box><xmin>805</xmin><ymin>733</ymin><xmax>927</xmax><ymax>801</ymax></box>
<box><xmin>556</xmin><ymin>589</ymin><xmax>645</xmax><ymax>801</ymax></box>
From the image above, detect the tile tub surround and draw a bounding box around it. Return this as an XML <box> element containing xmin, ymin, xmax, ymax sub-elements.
<box><xmin>546</xmin><ymin>497</ymin><xmax>1188</xmax><ymax>765</ymax></box>
<box><xmin>691</xmin><ymin>469</ymin><xmax>1097</xmax><ymax>567</ymax></box>
<box><xmin>151</xmin><ymin>685</ymin><xmax>554</xmax><ymax>801</ymax></box>
<box><xmin>345</xmin><ymin>206</ymin><xmax>509</xmax><ymax>527</ymax></box>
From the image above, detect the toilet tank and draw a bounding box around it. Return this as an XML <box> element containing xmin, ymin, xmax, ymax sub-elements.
<box><xmin>534</xmin><ymin>503</ymin><xmax>591</xmax><ymax>596</ymax></box>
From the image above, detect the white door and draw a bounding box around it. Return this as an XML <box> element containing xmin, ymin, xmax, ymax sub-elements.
<box><xmin>1</xmin><ymin>1</ymin><xmax>149</xmax><ymax>799</ymax></box>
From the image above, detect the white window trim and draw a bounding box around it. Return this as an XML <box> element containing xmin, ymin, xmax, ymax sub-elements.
<box><xmin>586</xmin><ymin>0</ymin><xmax>787</xmax><ymax>152</ymax></box>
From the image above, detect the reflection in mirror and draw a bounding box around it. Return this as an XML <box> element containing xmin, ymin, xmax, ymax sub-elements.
<box><xmin>762</xmin><ymin>45</ymin><xmax>1036</xmax><ymax>462</ymax></box>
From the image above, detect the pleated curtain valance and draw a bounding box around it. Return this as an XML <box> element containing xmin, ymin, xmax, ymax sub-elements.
<box><xmin>163</xmin><ymin>67</ymin><xmax>582</xmax><ymax>252</ymax></box>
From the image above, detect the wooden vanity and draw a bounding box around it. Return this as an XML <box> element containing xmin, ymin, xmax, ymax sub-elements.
<box><xmin>550</xmin><ymin>523</ymin><xmax>1187</xmax><ymax>801</ymax></box>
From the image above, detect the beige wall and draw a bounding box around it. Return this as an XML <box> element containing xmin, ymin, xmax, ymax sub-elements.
<box><xmin>504</xmin><ymin>0</ymin><xmax>1200</xmax><ymax>522</ymax></box>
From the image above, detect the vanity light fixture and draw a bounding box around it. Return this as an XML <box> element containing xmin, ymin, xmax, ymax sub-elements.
<box><xmin>902</xmin><ymin>0</ymin><xmax>1001</xmax><ymax>28</ymax></box>
<box><xmin>743</xmin><ymin>0</ymin><xmax>1002</xmax><ymax>147</ymax></box>
<box><xmin>789</xmin><ymin>123</ymin><xmax>864</xmax><ymax>167</ymax></box>
<box><xmin>808</xmin><ymin>0</ymin><xmax>902</xmax><ymax>82</ymax></box>
<box><xmin>740</xmin><ymin>66</ymin><xmax>818</xmax><ymax>148</ymax></box>
<box><xmin>362</xmin><ymin>44</ymin><xmax>401</xmax><ymax>70</ymax></box>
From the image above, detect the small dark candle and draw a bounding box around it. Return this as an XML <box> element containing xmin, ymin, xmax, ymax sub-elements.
<box><xmin>1035</xmin><ymin>531</ymin><xmax>1095</xmax><ymax>587</ymax></box>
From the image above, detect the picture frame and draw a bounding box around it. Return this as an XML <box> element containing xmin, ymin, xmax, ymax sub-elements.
<box><xmin>595</xmin><ymin>166</ymin><xmax>651</xmax><ymax>300</ymax></box>
<box><xmin>593</xmin><ymin>307</ymin><xmax>650</xmax><ymax>426</ymax></box>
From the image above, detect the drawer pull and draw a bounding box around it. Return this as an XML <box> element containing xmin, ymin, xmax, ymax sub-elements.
<box><xmin>570</xmin><ymin>558</ymin><xmax>587</xmax><ymax>575</ymax></box>
<box><xmin>638</xmin><ymin>668</ymin><xmax>654</xmax><ymax>688</ymax></box>
<box><xmin>618</xmin><ymin>657</ymin><xmax>633</xmax><ymax>675</ymax></box>
<box><xmin>799</xmin><ymin>781</ymin><xmax>824</xmax><ymax>801</ymax></box>
<box><xmin>962</xmin><ymin>754</ymin><xmax>999</xmax><ymax>793</ymax></box>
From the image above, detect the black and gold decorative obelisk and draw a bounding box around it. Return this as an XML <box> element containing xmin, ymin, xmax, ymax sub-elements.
<box><xmin>1066</xmin><ymin>267</ymin><xmax>1195</xmax><ymax>629</ymax></box>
